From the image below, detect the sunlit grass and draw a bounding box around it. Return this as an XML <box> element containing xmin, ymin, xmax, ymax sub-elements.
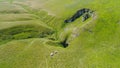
<box><xmin>0</xmin><ymin>0</ymin><xmax>120</xmax><ymax>68</ymax></box>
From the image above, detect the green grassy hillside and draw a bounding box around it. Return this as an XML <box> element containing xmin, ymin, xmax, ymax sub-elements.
<box><xmin>0</xmin><ymin>0</ymin><xmax>120</xmax><ymax>68</ymax></box>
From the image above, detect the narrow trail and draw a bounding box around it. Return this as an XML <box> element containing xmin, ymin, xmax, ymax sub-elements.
<box><xmin>23</xmin><ymin>40</ymin><xmax>36</xmax><ymax>51</ymax></box>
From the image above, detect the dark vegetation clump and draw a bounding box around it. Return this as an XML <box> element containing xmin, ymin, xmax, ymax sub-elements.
<box><xmin>0</xmin><ymin>25</ymin><xmax>54</xmax><ymax>45</ymax></box>
<box><xmin>64</xmin><ymin>8</ymin><xmax>94</xmax><ymax>23</ymax></box>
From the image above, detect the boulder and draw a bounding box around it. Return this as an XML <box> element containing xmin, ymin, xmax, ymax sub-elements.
<box><xmin>82</xmin><ymin>13</ymin><xmax>90</xmax><ymax>22</ymax></box>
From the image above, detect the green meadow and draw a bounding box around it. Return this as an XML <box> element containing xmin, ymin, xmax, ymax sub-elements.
<box><xmin>0</xmin><ymin>0</ymin><xmax>120</xmax><ymax>68</ymax></box>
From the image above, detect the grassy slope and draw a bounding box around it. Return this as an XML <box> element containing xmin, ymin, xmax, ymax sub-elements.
<box><xmin>0</xmin><ymin>0</ymin><xmax>120</xmax><ymax>68</ymax></box>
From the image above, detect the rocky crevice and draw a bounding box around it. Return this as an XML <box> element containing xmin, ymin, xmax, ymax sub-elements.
<box><xmin>64</xmin><ymin>8</ymin><xmax>94</xmax><ymax>23</ymax></box>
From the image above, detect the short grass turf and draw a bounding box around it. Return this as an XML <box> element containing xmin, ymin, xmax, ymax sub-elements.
<box><xmin>0</xmin><ymin>0</ymin><xmax>120</xmax><ymax>68</ymax></box>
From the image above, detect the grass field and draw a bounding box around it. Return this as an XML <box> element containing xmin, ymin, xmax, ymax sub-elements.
<box><xmin>0</xmin><ymin>0</ymin><xmax>120</xmax><ymax>68</ymax></box>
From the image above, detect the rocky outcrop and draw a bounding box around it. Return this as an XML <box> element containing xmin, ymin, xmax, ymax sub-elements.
<box><xmin>82</xmin><ymin>13</ymin><xmax>90</xmax><ymax>22</ymax></box>
<box><xmin>64</xmin><ymin>8</ymin><xmax>94</xmax><ymax>23</ymax></box>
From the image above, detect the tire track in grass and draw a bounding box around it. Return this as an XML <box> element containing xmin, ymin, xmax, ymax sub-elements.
<box><xmin>14</xmin><ymin>39</ymin><xmax>38</xmax><ymax>56</ymax></box>
<box><xmin>20</xmin><ymin>38</ymin><xmax>49</xmax><ymax>54</ymax></box>
<box><xmin>23</xmin><ymin>39</ymin><xmax>36</xmax><ymax>51</ymax></box>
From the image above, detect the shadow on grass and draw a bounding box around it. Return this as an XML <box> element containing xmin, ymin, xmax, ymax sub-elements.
<box><xmin>0</xmin><ymin>25</ymin><xmax>54</xmax><ymax>45</ymax></box>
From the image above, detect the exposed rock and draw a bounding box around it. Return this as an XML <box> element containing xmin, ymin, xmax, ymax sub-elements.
<box><xmin>64</xmin><ymin>8</ymin><xmax>94</xmax><ymax>23</ymax></box>
<box><xmin>54</xmin><ymin>51</ymin><xmax>58</xmax><ymax>54</ymax></box>
<box><xmin>50</xmin><ymin>51</ymin><xmax>58</xmax><ymax>57</ymax></box>
<box><xmin>82</xmin><ymin>13</ymin><xmax>90</xmax><ymax>22</ymax></box>
<box><xmin>50</xmin><ymin>52</ymin><xmax>54</xmax><ymax>57</ymax></box>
